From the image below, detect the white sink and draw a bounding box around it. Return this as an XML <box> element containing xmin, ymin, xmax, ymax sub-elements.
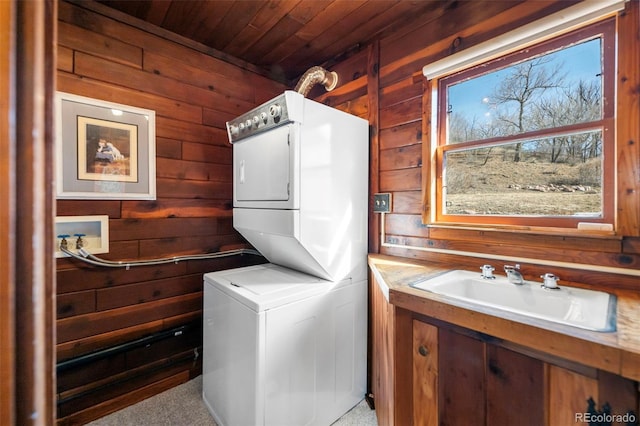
<box><xmin>410</xmin><ymin>270</ymin><xmax>616</xmax><ymax>332</ymax></box>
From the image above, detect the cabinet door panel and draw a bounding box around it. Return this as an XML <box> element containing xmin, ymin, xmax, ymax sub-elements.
<box><xmin>439</xmin><ymin>328</ymin><xmax>485</xmax><ymax>426</ymax></box>
<box><xmin>597</xmin><ymin>370</ymin><xmax>639</xmax><ymax>423</ymax></box>
<box><xmin>413</xmin><ymin>320</ymin><xmax>438</xmax><ymax>426</ymax></box>
<box><xmin>487</xmin><ymin>345</ymin><xmax>544</xmax><ymax>425</ymax></box>
<box><xmin>548</xmin><ymin>365</ymin><xmax>598</xmax><ymax>426</ymax></box>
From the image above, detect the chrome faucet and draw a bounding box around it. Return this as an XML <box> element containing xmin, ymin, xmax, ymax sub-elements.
<box><xmin>504</xmin><ymin>264</ymin><xmax>524</xmax><ymax>285</ymax></box>
<box><xmin>540</xmin><ymin>273</ymin><xmax>560</xmax><ymax>290</ymax></box>
<box><xmin>480</xmin><ymin>264</ymin><xmax>495</xmax><ymax>279</ymax></box>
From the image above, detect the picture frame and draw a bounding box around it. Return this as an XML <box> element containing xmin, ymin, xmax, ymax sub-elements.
<box><xmin>55</xmin><ymin>92</ymin><xmax>156</xmax><ymax>199</ymax></box>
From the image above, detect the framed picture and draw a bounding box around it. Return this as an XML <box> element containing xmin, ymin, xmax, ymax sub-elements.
<box><xmin>55</xmin><ymin>92</ymin><xmax>156</xmax><ymax>199</ymax></box>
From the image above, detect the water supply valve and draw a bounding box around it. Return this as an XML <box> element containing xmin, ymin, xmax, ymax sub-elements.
<box><xmin>74</xmin><ymin>233</ymin><xmax>86</xmax><ymax>249</ymax></box>
<box><xmin>57</xmin><ymin>234</ymin><xmax>70</xmax><ymax>250</ymax></box>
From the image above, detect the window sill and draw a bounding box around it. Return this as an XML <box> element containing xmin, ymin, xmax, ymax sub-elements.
<box><xmin>425</xmin><ymin>222</ymin><xmax>621</xmax><ymax>240</ymax></box>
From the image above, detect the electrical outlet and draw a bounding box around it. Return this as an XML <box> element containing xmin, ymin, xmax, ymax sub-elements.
<box><xmin>373</xmin><ymin>193</ymin><xmax>392</xmax><ymax>213</ymax></box>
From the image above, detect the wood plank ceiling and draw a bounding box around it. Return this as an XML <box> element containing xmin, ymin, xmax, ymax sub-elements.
<box><xmin>95</xmin><ymin>0</ymin><xmax>443</xmax><ymax>84</ymax></box>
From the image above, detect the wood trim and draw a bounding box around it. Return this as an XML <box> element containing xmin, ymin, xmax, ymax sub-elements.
<box><xmin>616</xmin><ymin>0</ymin><xmax>640</xmax><ymax>236</ymax></box>
<box><xmin>421</xmin><ymin>78</ymin><xmax>433</xmax><ymax>225</ymax></box>
<box><xmin>369</xmin><ymin>273</ymin><xmax>395</xmax><ymax>425</ymax></box>
<box><xmin>57</xmin><ymin>371</ymin><xmax>190</xmax><ymax>425</ymax></box>
<box><xmin>45</xmin><ymin>1</ymin><xmax>57</xmax><ymax>420</ymax></box>
<box><xmin>368</xmin><ymin>40</ymin><xmax>380</xmax><ymax>253</ymax></box>
<box><xmin>393</xmin><ymin>307</ymin><xmax>414</xmax><ymax>425</ymax></box>
<box><xmin>0</xmin><ymin>0</ymin><xmax>15</xmax><ymax>424</ymax></box>
<box><xmin>14</xmin><ymin>0</ymin><xmax>56</xmax><ymax>424</ymax></box>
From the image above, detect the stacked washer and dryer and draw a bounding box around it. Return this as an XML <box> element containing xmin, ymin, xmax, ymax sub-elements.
<box><xmin>202</xmin><ymin>90</ymin><xmax>369</xmax><ymax>426</ymax></box>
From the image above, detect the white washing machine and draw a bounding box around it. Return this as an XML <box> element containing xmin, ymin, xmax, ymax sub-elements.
<box><xmin>202</xmin><ymin>263</ymin><xmax>367</xmax><ymax>426</ymax></box>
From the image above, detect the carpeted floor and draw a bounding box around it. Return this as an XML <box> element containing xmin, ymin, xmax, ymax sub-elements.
<box><xmin>87</xmin><ymin>375</ymin><xmax>378</xmax><ymax>426</ymax></box>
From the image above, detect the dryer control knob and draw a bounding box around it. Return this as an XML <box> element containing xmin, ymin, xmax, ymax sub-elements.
<box><xmin>229</xmin><ymin>124</ymin><xmax>239</xmax><ymax>136</ymax></box>
<box><xmin>269</xmin><ymin>104</ymin><xmax>282</xmax><ymax>119</ymax></box>
<box><xmin>260</xmin><ymin>112</ymin><xmax>268</xmax><ymax>124</ymax></box>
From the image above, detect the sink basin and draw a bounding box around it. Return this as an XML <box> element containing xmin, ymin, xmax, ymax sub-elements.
<box><xmin>410</xmin><ymin>270</ymin><xmax>616</xmax><ymax>332</ymax></box>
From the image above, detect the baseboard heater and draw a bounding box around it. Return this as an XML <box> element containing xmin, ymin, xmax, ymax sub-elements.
<box><xmin>57</xmin><ymin>348</ymin><xmax>199</xmax><ymax>407</ymax></box>
<box><xmin>57</xmin><ymin>323</ymin><xmax>201</xmax><ymax>407</ymax></box>
<box><xmin>57</xmin><ymin>323</ymin><xmax>198</xmax><ymax>373</ymax></box>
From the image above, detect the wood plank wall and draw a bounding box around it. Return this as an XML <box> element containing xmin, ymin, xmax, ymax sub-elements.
<box><xmin>55</xmin><ymin>1</ymin><xmax>284</xmax><ymax>423</ymax></box>
<box><xmin>318</xmin><ymin>0</ymin><xmax>640</xmax><ymax>292</ymax></box>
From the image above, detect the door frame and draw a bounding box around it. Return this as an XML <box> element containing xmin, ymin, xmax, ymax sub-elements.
<box><xmin>1</xmin><ymin>1</ymin><xmax>57</xmax><ymax>424</ymax></box>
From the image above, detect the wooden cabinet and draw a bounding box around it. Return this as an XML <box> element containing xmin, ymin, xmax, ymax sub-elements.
<box><xmin>413</xmin><ymin>316</ymin><xmax>638</xmax><ymax>426</ymax></box>
<box><xmin>370</xmin><ymin>276</ymin><xmax>639</xmax><ymax>426</ymax></box>
<box><xmin>411</xmin><ymin>323</ymin><xmax>545</xmax><ymax>426</ymax></box>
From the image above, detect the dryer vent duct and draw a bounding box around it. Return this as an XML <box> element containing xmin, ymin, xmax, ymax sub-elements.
<box><xmin>294</xmin><ymin>66</ymin><xmax>338</xmax><ymax>97</ymax></box>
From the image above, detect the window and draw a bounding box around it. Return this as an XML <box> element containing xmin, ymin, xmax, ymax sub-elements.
<box><xmin>433</xmin><ymin>19</ymin><xmax>615</xmax><ymax>230</ymax></box>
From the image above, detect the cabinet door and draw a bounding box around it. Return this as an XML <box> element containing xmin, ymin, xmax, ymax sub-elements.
<box><xmin>486</xmin><ymin>345</ymin><xmax>544</xmax><ymax>425</ymax></box>
<box><xmin>439</xmin><ymin>328</ymin><xmax>485</xmax><ymax>426</ymax></box>
<box><xmin>413</xmin><ymin>320</ymin><xmax>438</xmax><ymax>426</ymax></box>
<box><xmin>549</xmin><ymin>366</ymin><xmax>639</xmax><ymax>426</ymax></box>
<box><xmin>596</xmin><ymin>371</ymin><xmax>639</xmax><ymax>425</ymax></box>
<box><xmin>548</xmin><ymin>365</ymin><xmax>598</xmax><ymax>426</ymax></box>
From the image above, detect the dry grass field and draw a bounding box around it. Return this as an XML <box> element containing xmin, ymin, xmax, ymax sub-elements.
<box><xmin>445</xmin><ymin>155</ymin><xmax>602</xmax><ymax>216</ymax></box>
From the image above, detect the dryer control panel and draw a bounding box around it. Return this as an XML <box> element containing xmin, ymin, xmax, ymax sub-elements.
<box><xmin>227</xmin><ymin>91</ymin><xmax>298</xmax><ymax>143</ymax></box>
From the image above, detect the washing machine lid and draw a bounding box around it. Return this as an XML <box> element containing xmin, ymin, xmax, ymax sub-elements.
<box><xmin>203</xmin><ymin>264</ymin><xmax>334</xmax><ymax>312</ymax></box>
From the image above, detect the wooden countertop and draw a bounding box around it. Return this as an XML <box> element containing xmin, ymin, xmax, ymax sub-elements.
<box><xmin>368</xmin><ymin>254</ymin><xmax>640</xmax><ymax>381</ymax></box>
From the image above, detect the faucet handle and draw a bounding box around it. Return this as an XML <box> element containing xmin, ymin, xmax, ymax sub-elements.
<box><xmin>540</xmin><ymin>273</ymin><xmax>560</xmax><ymax>289</ymax></box>
<box><xmin>480</xmin><ymin>264</ymin><xmax>495</xmax><ymax>279</ymax></box>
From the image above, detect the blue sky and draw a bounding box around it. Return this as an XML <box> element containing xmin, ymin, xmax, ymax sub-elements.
<box><xmin>448</xmin><ymin>38</ymin><xmax>602</xmax><ymax>123</ymax></box>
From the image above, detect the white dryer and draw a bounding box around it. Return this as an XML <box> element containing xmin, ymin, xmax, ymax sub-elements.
<box><xmin>229</xmin><ymin>91</ymin><xmax>369</xmax><ymax>283</ymax></box>
<box><xmin>202</xmin><ymin>264</ymin><xmax>367</xmax><ymax>426</ymax></box>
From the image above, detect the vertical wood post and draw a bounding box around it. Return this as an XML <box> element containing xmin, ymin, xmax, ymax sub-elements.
<box><xmin>617</xmin><ymin>0</ymin><xmax>640</xmax><ymax>236</ymax></box>
<box><xmin>13</xmin><ymin>0</ymin><xmax>57</xmax><ymax>424</ymax></box>
<box><xmin>368</xmin><ymin>40</ymin><xmax>381</xmax><ymax>253</ymax></box>
<box><xmin>0</xmin><ymin>0</ymin><xmax>16</xmax><ymax>423</ymax></box>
